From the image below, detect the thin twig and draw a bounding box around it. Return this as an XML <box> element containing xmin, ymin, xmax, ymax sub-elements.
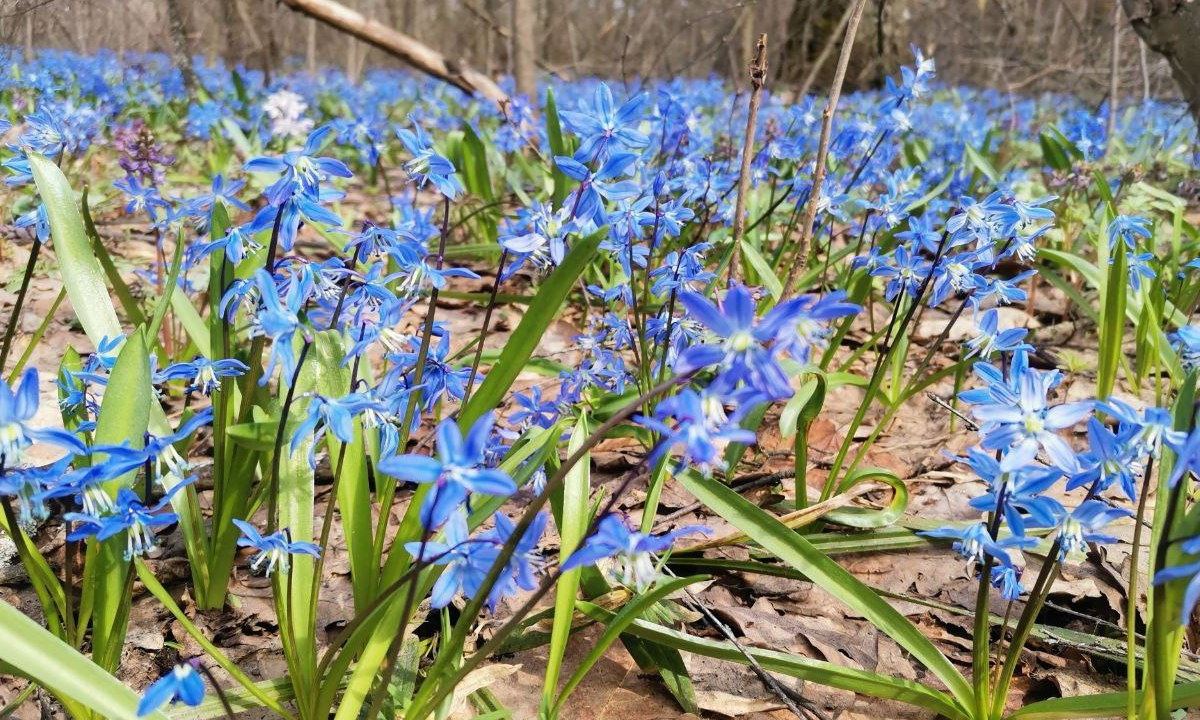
<box><xmin>727</xmin><ymin>33</ymin><xmax>768</xmax><ymax>286</ymax></box>
<box><xmin>663</xmin><ymin>565</ymin><xmax>829</xmax><ymax>720</ymax></box>
<box><xmin>781</xmin><ymin>0</ymin><xmax>868</xmax><ymax>298</ymax></box>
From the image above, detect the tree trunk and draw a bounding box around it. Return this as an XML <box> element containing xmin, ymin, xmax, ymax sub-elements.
<box><xmin>1122</xmin><ymin>0</ymin><xmax>1200</xmax><ymax>124</ymax></box>
<box><xmin>511</xmin><ymin>0</ymin><xmax>537</xmax><ymax>97</ymax></box>
<box><xmin>164</xmin><ymin>0</ymin><xmax>198</xmax><ymax>93</ymax></box>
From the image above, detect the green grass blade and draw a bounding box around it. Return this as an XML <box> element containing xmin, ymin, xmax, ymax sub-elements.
<box><xmin>674</xmin><ymin>471</ymin><xmax>973</xmax><ymax>711</ymax></box>
<box><xmin>458</xmin><ymin>229</ymin><xmax>603</xmax><ymax>430</ymax></box>
<box><xmin>135</xmin><ymin>560</ymin><xmax>296</xmax><ymax>719</ymax></box>
<box><xmin>552</xmin><ymin>576</ymin><xmax>707</xmax><ymax>715</ymax></box>
<box><xmin>0</xmin><ymin>600</ymin><xmax>166</xmax><ymax>720</ymax></box>
<box><xmin>1097</xmin><ymin>241</ymin><xmax>1127</xmax><ymax>398</ymax></box>
<box><xmin>1006</xmin><ymin>681</ymin><xmax>1200</xmax><ymax>720</ymax></box>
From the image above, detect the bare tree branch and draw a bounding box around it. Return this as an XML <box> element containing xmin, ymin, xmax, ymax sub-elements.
<box><xmin>275</xmin><ymin>0</ymin><xmax>509</xmax><ymax>105</ymax></box>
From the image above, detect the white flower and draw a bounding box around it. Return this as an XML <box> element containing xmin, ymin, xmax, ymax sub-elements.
<box><xmin>263</xmin><ymin>90</ymin><xmax>314</xmax><ymax>139</ymax></box>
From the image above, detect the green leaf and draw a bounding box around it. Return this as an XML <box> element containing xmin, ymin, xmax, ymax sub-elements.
<box><xmin>146</xmin><ymin>231</ymin><xmax>186</xmax><ymax>343</ymax></box>
<box><xmin>740</xmin><ymin>242</ymin><xmax>783</xmax><ymax>298</ymax></box>
<box><xmin>674</xmin><ymin>472</ymin><xmax>973</xmax><ymax>711</ymax></box>
<box><xmin>1006</xmin><ymin>681</ymin><xmax>1200</xmax><ymax>720</ymax></box>
<box><xmin>1038</xmin><ymin>131</ymin><xmax>1070</xmax><ymax>172</ymax></box>
<box><xmin>1097</xmin><ymin>241</ymin><xmax>1127</xmax><ymax>398</ymax></box>
<box><xmin>458</xmin><ymin>230</ymin><xmax>603</xmax><ymax>430</ymax></box>
<box><xmin>824</xmin><ymin>466</ymin><xmax>909</xmax><ymax>529</ymax></box>
<box><xmin>544</xmin><ymin>419</ymin><xmax>590</xmax><ymax>710</ymax></box>
<box><xmin>575</xmin><ymin>606</ymin><xmax>967</xmax><ymax>720</ymax></box>
<box><xmin>0</xmin><ymin>600</ymin><xmax>165</xmax><ymax>720</ymax></box>
<box><xmin>87</xmin><ymin>328</ymin><xmax>151</xmax><ymax>672</ymax></box>
<box><xmin>545</xmin><ymin>87</ymin><xmax>570</xmax><ymax>206</ymax></box>
<box><xmin>81</xmin><ymin>186</ymin><xmax>146</xmax><ymax>327</ymax></box>
<box><xmin>30</xmin><ymin>152</ymin><xmax>122</xmax><ymax>344</ymax></box>
<box><xmin>552</xmin><ymin>576</ymin><xmax>706</xmax><ymax>714</ymax></box>
<box><xmin>462</xmin><ymin>124</ymin><xmax>495</xmax><ymax>202</ymax></box>
<box><xmin>963</xmin><ymin>142</ymin><xmax>1001</xmax><ymax>185</ymax></box>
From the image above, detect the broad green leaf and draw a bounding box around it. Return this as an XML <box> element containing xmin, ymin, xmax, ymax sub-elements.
<box><xmin>87</xmin><ymin>329</ymin><xmax>151</xmax><ymax>672</ymax></box>
<box><xmin>0</xmin><ymin>600</ymin><xmax>165</xmax><ymax>720</ymax></box>
<box><xmin>30</xmin><ymin>152</ymin><xmax>122</xmax><ymax>342</ymax></box>
<box><xmin>544</xmin><ymin>419</ymin><xmax>590</xmax><ymax>710</ymax></box>
<box><xmin>82</xmin><ymin>186</ymin><xmax>146</xmax><ymax>327</ymax></box>
<box><xmin>458</xmin><ymin>229</ymin><xmax>603</xmax><ymax>430</ymax></box>
<box><xmin>674</xmin><ymin>472</ymin><xmax>973</xmax><ymax>711</ymax></box>
<box><xmin>1038</xmin><ymin>132</ymin><xmax>1070</xmax><ymax>172</ymax></box>
<box><xmin>545</xmin><ymin>87</ymin><xmax>570</xmax><ymax>205</ymax></box>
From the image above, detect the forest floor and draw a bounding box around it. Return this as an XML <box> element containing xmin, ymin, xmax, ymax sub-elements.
<box><xmin>0</xmin><ymin>199</ymin><xmax>1195</xmax><ymax>720</ymax></box>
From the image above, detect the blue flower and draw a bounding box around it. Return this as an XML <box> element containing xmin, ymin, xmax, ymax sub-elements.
<box><xmin>638</xmin><ymin>388</ymin><xmax>758</xmax><ymax>476</ymax></box>
<box><xmin>1169</xmin><ymin>325</ymin><xmax>1200</xmax><ymax>371</ymax></box>
<box><xmin>249</xmin><ymin>269</ymin><xmax>310</xmax><ymax>384</ymax></box>
<box><xmin>559</xmin><ymin>82</ymin><xmax>650</xmax><ymax>162</ymax></box>
<box><xmin>1106</xmin><ymin>214</ymin><xmax>1152</xmax><ymax>251</ymax></box>
<box><xmin>1097</xmin><ymin>398</ymin><xmax>1184</xmax><ymax>460</ymax></box>
<box><xmin>244</xmin><ymin>124</ymin><xmax>352</xmax><ymax>206</ymax></box>
<box><xmin>959</xmin><ymin>350</ymin><xmax>1091</xmax><ymax>471</ymax></box>
<box><xmin>159</xmin><ymin>357</ymin><xmax>249</xmax><ymax>395</ymax></box>
<box><xmin>0</xmin><ymin>368</ymin><xmax>86</xmax><ymax>465</ymax></box>
<box><xmin>561</xmin><ymin>514</ymin><xmax>707</xmax><ymax>589</ymax></box>
<box><xmin>232</xmin><ymin>518</ymin><xmax>322</xmax><ymax>575</ymax></box>
<box><xmin>919</xmin><ymin>522</ymin><xmax>1035</xmax><ymax>568</ymax></box>
<box><xmin>1067</xmin><ymin>417</ymin><xmax>1143</xmax><ymax>501</ymax></box>
<box><xmin>376</xmin><ymin>413</ymin><xmax>517</xmax><ymax>529</ymax></box>
<box><xmin>508</xmin><ymin>386</ymin><xmax>558</xmax><ymax>429</ymax></box>
<box><xmin>554</xmin><ymin>152</ymin><xmax>640</xmax><ymax>224</ymax></box>
<box><xmin>480</xmin><ymin>511</ymin><xmax>549</xmax><ymax>609</ymax></box>
<box><xmin>962</xmin><ymin>444</ymin><xmax>1064</xmax><ymax>536</ymax></box>
<box><xmin>1125</xmin><ymin>251</ymin><xmax>1156</xmax><ymax>292</ymax></box>
<box><xmin>676</xmin><ymin>284</ymin><xmax>793</xmax><ymax>400</ymax></box>
<box><xmin>290</xmin><ymin>392</ymin><xmax>383</xmax><ymax>467</ymax></box>
<box><xmin>762</xmin><ymin>291</ymin><xmax>861</xmax><ymax>365</ymax></box>
<box><xmin>964</xmin><ymin>308</ymin><xmax>1031</xmax><ymax>359</ymax></box>
<box><xmin>871</xmin><ymin>245</ymin><xmax>928</xmax><ymax>301</ymax></box>
<box><xmin>67</xmin><ymin>482</ymin><xmax>191</xmax><ymax>560</ymax></box>
<box><xmin>1057</xmin><ymin>500</ymin><xmax>1132</xmax><ymax>560</ymax></box>
<box><xmin>1153</xmin><ymin>535</ymin><xmax>1200</xmax><ymax>626</ymax></box>
<box><xmin>194</xmin><ymin>225</ymin><xmax>261</xmax><ymax>265</ymax></box>
<box><xmin>395</xmin><ymin>118</ymin><xmax>463</xmax><ymax>200</ymax></box>
<box><xmin>137</xmin><ymin>662</ymin><xmax>205</xmax><ymax>717</ymax></box>
<box><xmin>404</xmin><ymin>509</ymin><xmax>496</xmax><ymax>609</ymax></box>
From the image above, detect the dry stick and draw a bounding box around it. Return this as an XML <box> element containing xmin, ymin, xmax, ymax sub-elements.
<box><xmin>664</xmin><ymin>565</ymin><xmax>829</xmax><ymax>720</ymax></box>
<box><xmin>780</xmin><ymin>0</ymin><xmax>868</xmax><ymax>299</ymax></box>
<box><xmin>276</xmin><ymin>0</ymin><xmax>508</xmax><ymax>105</ymax></box>
<box><xmin>727</xmin><ymin>33</ymin><xmax>768</xmax><ymax>287</ymax></box>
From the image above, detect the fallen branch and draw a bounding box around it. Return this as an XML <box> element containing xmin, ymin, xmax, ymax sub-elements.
<box><xmin>275</xmin><ymin>0</ymin><xmax>509</xmax><ymax>106</ymax></box>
